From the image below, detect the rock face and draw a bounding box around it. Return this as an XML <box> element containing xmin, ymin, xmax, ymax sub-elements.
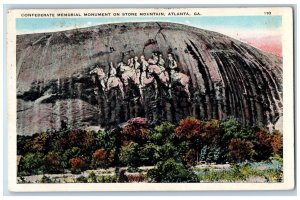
<box><xmin>16</xmin><ymin>22</ymin><xmax>283</xmax><ymax>135</ymax></box>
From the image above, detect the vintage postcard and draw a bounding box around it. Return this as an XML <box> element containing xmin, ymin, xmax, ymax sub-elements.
<box><xmin>7</xmin><ymin>7</ymin><xmax>294</xmax><ymax>191</ymax></box>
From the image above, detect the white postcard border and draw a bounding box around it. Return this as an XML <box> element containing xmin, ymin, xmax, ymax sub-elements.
<box><xmin>7</xmin><ymin>7</ymin><xmax>294</xmax><ymax>192</ymax></box>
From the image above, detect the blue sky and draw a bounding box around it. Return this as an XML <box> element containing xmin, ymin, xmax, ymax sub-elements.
<box><xmin>16</xmin><ymin>16</ymin><xmax>282</xmax><ymax>35</ymax></box>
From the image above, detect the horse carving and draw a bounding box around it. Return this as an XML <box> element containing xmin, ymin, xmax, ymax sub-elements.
<box><xmin>89</xmin><ymin>65</ymin><xmax>124</xmax><ymax>99</ymax></box>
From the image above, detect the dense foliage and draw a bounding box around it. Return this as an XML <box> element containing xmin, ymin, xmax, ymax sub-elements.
<box><xmin>17</xmin><ymin>117</ymin><xmax>283</xmax><ymax>182</ymax></box>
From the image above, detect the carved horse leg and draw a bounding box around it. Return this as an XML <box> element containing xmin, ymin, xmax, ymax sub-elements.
<box><xmin>184</xmin><ymin>83</ymin><xmax>191</xmax><ymax>101</ymax></box>
<box><xmin>118</xmin><ymin>80</ymin><xmax>125</xmax><ymax>99</ymax></box>
<box><xmin>154</xmin><ymin>80</ymin><xmax>158</xmax><ymax>100</ymax></box>
<box><xmin>168</xmin><ymin>84</ymin><xmax>172</xmax><ymax>99</ymax></box>
<box><xmin>139</xmin><ymin>85</ymin><xmax>144</xmax><ymax>103</ymax></box>
<box><xmin>100</xmin><ymin>79</ymin><xmax>106</xmax><ymax>92</ymax></box>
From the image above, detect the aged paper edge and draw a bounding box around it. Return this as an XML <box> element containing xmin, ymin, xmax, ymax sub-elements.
<box><xmin>7</xmin><ymin>7</ymin><xmax>294</xmax><ymax>192</ymax></box>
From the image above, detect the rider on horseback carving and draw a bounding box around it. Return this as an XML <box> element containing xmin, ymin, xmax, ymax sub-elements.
<box><xmin>109</xmin><ymin>62</ymin><xmax>117</xmax><ymax>77</ymax></box>
<box><xmin>140</xmin><ymin>55</ymin><xmax>150</xmax><ymax>86</ymax></box>
<box><xmin>89</xmin><ymin>51</ymin><xmax>190</xmax><ymax>101</ymax></box>
<box><xmin>157</xmin><ymin>53</ymin><xmax>167</xmax><ymax>76</ymax></box>
<box><xmin>148</xmin><ymin>52</ymin><xmax>159</xmax><ymax>65</ymax></box>
<box><xmin>167</xmin><ymin>53</ymin><xmax>179</xmax><ymax>81</ymax></box>
<box><xmin>133</xmin><ymin>56</ymin><xmax>141</xmax><ymax>79</ymax></box>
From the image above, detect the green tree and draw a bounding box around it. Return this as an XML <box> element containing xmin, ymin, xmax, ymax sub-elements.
<box><xmin>139</xmin><ymin>143</ymin><xmax>160</xmax><ymax>166</ymax></box>
<box><xmin>95</xmin><ymin>130</ymin><xmax>116</xmax><ymax>150</ymax></box>
<box><xmin>119</xmin><ymin>141</ymin><xmax>140</xmax><ymax>169</ymax></box>
<box><xmin>222</xmin><ymin>118</ymin><xmax>255</xmax><ymax>139</ymax></box>
<box><xmin>19</xmin><ymin>152</ymin><xmax>46</xmax><ymax>175</ymax></box>
<box><xmin>150</xmin><ymin>122</ymin><xmax>176</xmax><ymax>145</ymax></box>
<box><xmin>157</xmin><ymin>141</ymin><xmax>178</xmax><ymax>162</ymax></box>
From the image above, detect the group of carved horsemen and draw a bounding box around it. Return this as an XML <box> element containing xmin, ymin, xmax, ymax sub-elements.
<box><xmin>89</xmin><ymin>52</ymin><xmax>190</xmax><ymax>101</ymax></box>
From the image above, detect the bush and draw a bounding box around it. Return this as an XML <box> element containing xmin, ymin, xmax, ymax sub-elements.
<box><xmin>82</xmin><ymin>131</ymin><xmax>96</xmax><ymax>150</ymax></box>
<box><xmin>271</xmin><ymin>130</ymin><xmax>283</xmax><ymax>156</ymax></box>
<box><xmin>201</xmin><ymin>119</ymin><xmax>221</xmax><ymax>141</ymax></box>
<box><xmin>30</xmin><ymin>132</ymin><xmax>49</xmax><ymax>152</ymax></box>
<box><xmin>46</xmin><ymin>152</ymin><xmax>61</xmax><ymax>173</ymax></box>
<box><xmin>68</xmin><ymin>129</ymin><xmax>82</xmax><ymax>146</ymax></box>
<box><xmin>92</xmin><ymin>149</ymin><xmax>109</xmax><ymax>168</ymax></box>
<box><xmin>129</xmin><ymin>117</ymin><xmax>147</xmax><ymax>125</ymax></box>
<box><xmin>79</xmin><ymin>131</ymin><xmax>97</xmax><ymax>155</ymax></box>
<box><xmin>253</xmin><ymin>130</ymin><xmax>273</xmax><ymax>161</ymax></box>
<box><xmin>69</xmin><ymin>157</ymin><xmax>86</xmax><ymax>174</ymax></box>
<box><xmin>122</xmin><ymin>123</ymin><xmax>148</xmax><ymax>143</ymax></box>
<box><xmin>228</xmin><ymin>139</ymin><xmax>255</xmax><ymax>162</ymax></box>
<box><xmin>93</xmin><ymin>149</ymin><xmax>107</xmax><ymax>161</ymax></box>
<box><xmin>19</xmin><ymin>152</ymin><xmax>46</xmax><ymax>175</ymax></box>
<box><xmin>200</xmin><ymin>119</ymin><xmax>226</xmax><ymax>163</ymax></box>
<box><xmin>175</xmin><ymin>117</ymin><xmax>201</xmax><ymax>139</ymax></box>
<box><xmin>147</xmin><ymin>159</ymin><xmax>199</xmax><ymax>183</ymax></box>
<box><xmin>54</xmin><ymin>137</ymin><xmax>69</xmax><ymax>151</ymax></box>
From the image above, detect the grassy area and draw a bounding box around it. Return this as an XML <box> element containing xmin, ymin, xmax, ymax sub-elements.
<box><xmin>194</xmin><ymin>159</ymin><xmax>283</xmax><ymax>183</ymax></box>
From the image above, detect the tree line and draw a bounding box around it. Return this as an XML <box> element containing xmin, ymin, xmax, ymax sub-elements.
<box><xmin>17</xmin><ymin>117</ymin><xmax>283</xmax><ymax>180</ymax></box>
